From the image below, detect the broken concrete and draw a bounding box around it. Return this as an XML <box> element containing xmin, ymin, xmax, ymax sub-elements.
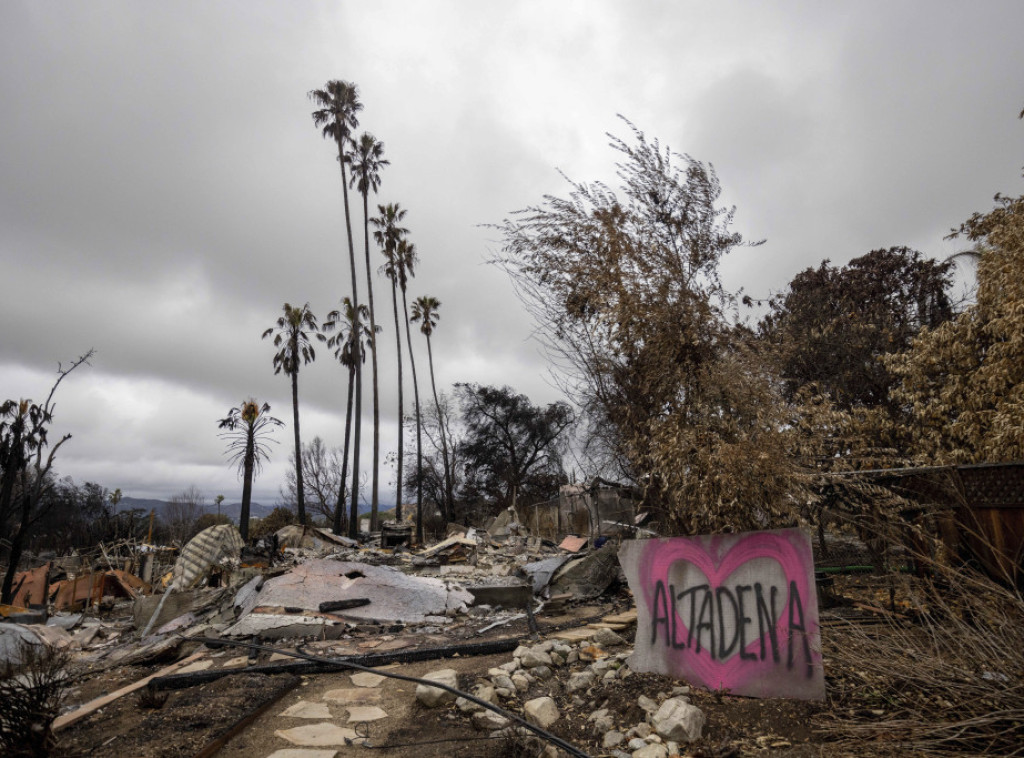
<box><xmin>243</xmin><ymin>559</ymin><xmax>472</xmax><ymax>625</ymax></box>
<box><xmin>548</xmin><ymin>541</ymin><xmax>620</xmax><ymax>599</ymax></box>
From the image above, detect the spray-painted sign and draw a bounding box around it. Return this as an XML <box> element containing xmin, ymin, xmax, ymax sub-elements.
<box><xmin>618</xmin><ymin>528</ymin><xmax>824</xmax><ymax>700</ymax></box>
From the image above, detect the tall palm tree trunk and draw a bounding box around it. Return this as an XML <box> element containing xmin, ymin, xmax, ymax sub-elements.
<box><xmin>334</xmin><ymin>135</ymin><xmax>362</xmax><ymax>540</ymax></box>
<box><xmin>334</xmin><ymin>362</ymin><xmax>355</xmax><ymax>535</ymax></box>
<box><xmin>290</xmin><ymin>362</ymin><xmax>306</xmax><ymax>525</ymax></box>
<box><xmin>361</xmin><ymin>191</ymin><xmax>381</xmax><ymax>532</ymax></box>
<box><xmin>390</xmin><ymin>279</ymin><xmax>404</xmax><ymax>524</ymax></box>
<box><xmin>240</xmin><ymin>436</ymin><xmax>255</xmax><ymax>541</ymax></box>
<box><xmin>424</xmin><ymin>333</ymin><xmax>454</xmax><ymax>522</ymax></box>
<box><xmin>401</xmin><ymin>288</ymin><xmax>424</xmax><ymax>542</ymax></box>
<box><xmin>350</xmin><ymin>359</ymin><xmax>362</xmax><ymax>538</ymax></box>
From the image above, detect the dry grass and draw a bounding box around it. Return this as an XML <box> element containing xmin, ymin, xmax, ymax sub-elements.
<box><xmin>818</xmin><ymin>550</ymin><xmax>1024</xmax><ymax>755</ymax></box>
<box><xmin>0</xmin><ymin>641</ymin><xmax>74</xmax><ymax>758</ymax></box>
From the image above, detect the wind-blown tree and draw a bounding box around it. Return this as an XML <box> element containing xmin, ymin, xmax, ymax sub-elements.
<box><xmin>374</xmin><ymin>203</ymin><xmax>410</xmax><ymax>523</ymax></box>
<box><xmin>456</xmin><ymin>384</ymin><xmax>574</xmax><ymax>511</ymax></box>
<box><xmin>351</xmin><ymin>133</ymin><xmax>389</xmax><ymax>532</ymax></box>
<box><xmin>1</xmin><ymin>350</ymin><xmax>93</xmax><ymax>604</ymax></box>
<box><xmin>262</xmin><ymin>302</ymin><xmax>318</xmax><ymax>526</ymax></box>
<box><xmin>496</xmin><ymin>120</ymin><xmax>798</xmax><ymax>533</ymax></box>
<box><xmin>890</xmin><ymin>188</ymin><xmax>1024</xmax><ymax>464</ymax></box>
<box><xmin>411</xmin><ymin>295</ymin><xmax>455</xmax><ymax>519</ymax></box>
<box><xmin>217</xmin><ymin>399</ymin><xmax>282</xmax><ymax>541</ymax></box>
<box><xmin>395</xmin><ymin>238</ymin><xmax>425</xmax><ymax>541</ymax></box>
<box><xmin>322</xmin><ymin>298</ymin><xmax>375</xmax><ymax>537</ymax></box>
<box><xmin>310</xmin><ymin>80</ymin><xmax>365</xmax><ymax>536</ymax></box>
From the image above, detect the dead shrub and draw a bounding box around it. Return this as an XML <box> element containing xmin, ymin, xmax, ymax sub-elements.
<box><xmin>0</xmin><ymin>641</ymin><xmax>74</xmax><ymax>758</ymax></box>
<box><xmin>819</xmin><ymin>543</ymin><xmax>1024</xmax><ymax>755</ymax></box>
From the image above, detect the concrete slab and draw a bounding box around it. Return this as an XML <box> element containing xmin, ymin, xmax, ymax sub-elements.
<box><xmin>177</xmin><ymin>660</ymin><xmax>213</xmax><ymax>674</ymax></box>
<box><xmin>551</xmin><ymin>627</ymin><xmax>597</xmax><ymax>643</ymax></box>
<box><xmin>349</xmin><ymin>672</ymin><xmax>385</xmax><ymax>688</ymax></box>
<box><xmin>345</xmin><ymin>706</ymin><xmax>388</xmax><ymax>722</ymax></box>
<box><xmin>280</xmin><ymin>700</ymin><xmax>332</xmax><ymax>719</ymax></box>
<box><xmin>274</xmin><ymin>723</ymin><xmax>359</xmax><ymax>746</ymax></box>
<box><xmin>220</xmin><ymin>655</ymin><xmax>250</xmax><ymax>669</ymax></box>
<box><xmin>247</xmin><ymin>560</ymin><xmax>472</xmax><ymax>624</ymax></box>
<box><xmin>265</xmin><ymin>750</ymin><xmax>337</xmax><ymax>758</ymax></box>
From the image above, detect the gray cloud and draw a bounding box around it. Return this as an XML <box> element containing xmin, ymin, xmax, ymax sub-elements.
<box><xmin>1</xmin><ymin>0</ymin><xmax>1022</xmax><ymax>506</ymax></box>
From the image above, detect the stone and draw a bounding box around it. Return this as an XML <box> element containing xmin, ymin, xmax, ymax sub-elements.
<box><xmin>531</xmin><ymin>665</ymin><xmax>553</xmax><ymax>681</ymax></box>
<box><xmin>472</xmin><ymin>709</ymin><xmax>510</xmax><ymax>731</ymax></box>
<box><xmin>520</xmin><ymin>649</ymin><xmax>553</xmax><ymax>668</ymax></box>
<box><xmin>492</xmin><ymin>674</ymin><xmax>515</xmax><ymax>692</ymax></box>
<box><xmin>631</xmin><ymin>722</ymin><xmax>652</xmax><ymax>738</ymax></box>
<box><xmin>567</xmin><ymin>671</ymin><xmax>596</xmax><ymax>693</ymax></box>
<box><xmin>637</xmin><ymin>695</ymin><xmax>659</xmax><ymax>714</ymax></box>
<box><xmin>280</xmin><ymin>700</ymin><xmax>332</xmax><ymax>719</ymax></box>
<box><xmin>221</xmin><ymin>655</ymin><xmax>250</xmax><ymax>669</ymax></box>
<box><xmin>511</xmin><ymin>674</ymin><xmax>530</xmax><ymax>693</ymax></box>
<box><xmin>498</xmin><ymin>660</ymin><xmax>519</xmax><ymax>673</ymax></box>
<box><xmin>345</xmin><ymin>706</ymin><xmax>388</xmax><ymax>722</ymax></box>
<box><xmin>274</xmin><ymin>723</ymin><xmax>359</xmax><ymax>746</ymax></box>
<box><xmin>631</xmin><ymin>744</ymin><xmax>668</xmax><ymax>758</ymax></box>
<box><xmin>177</xmin><ymin>660</ymin><xmax>212</xmax><ymax>674</ymax></box>
<box><xmin>594</xmin><ymin>627</ymin><xmax>626</xmax><ymax>647</ymax></box>
<box><xmin>264</xmin><ymin>750</ymin><xmax>338</xmax><ymax>758</ymax></box>
<box><xmin>416</xmin><ymin>668</ymin><xmax>458</xmax><ymax>707</ymax></box>
<box><xmin>603</xmin><ymin>730</ymin><xmax>625</xmax><ymax>748</ymax></box>
<box><xmin>627</xmin><ymin>737</ymin><xmax>648</xmax><ymax>750</ymax></box>
<box><xmin>588</xmin><ymin>707</ymin><xmax>614</xmax><ymax>732</ymax></box>
<box><xmin>524</xmin><ymin>697</ymin><xmax>560</xmax><ymax>729</ymax></box>
<box><xmin>350</xmin><ymin>672</ymin><xmax>385</xmax><ymax>688</ymax></box>
<box><xmin>651</xmin><ymin>697</ymin><xmax>705</xmax><ymax>743</ymax></box>
<box><xmin>322</xmin><ymin>688</ymin><xmax>381</xmax><ymax>705</ymax></box>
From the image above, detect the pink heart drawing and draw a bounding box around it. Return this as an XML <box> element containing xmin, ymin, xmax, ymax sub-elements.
<box><xmin>632</xmin><ymin>529</ymin><xmax>823</xmax><ymax>699</ymax></box>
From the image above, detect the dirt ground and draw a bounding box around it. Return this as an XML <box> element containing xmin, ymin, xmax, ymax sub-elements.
<box><xmin>49</xmin><ymin>577</ymin><xmax>933</xmax><ymax>758</ymax></box>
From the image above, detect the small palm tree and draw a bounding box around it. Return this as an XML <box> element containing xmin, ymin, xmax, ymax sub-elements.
<box><xmin>351</xmin><ymin>133</ymin><xmax>389</xmax><ymax>532</ymax></box>
<box><xmin>322</xmin><ymin>298</ymin><xmax>376</xmax><ymax>538</ymax></box>
<box><xmin>218</xmin><ymin>400</ymin><xmax>282</xmax><ymax>541</ymax></box>
<box><xmin>374</xmin><ymin>202</ymin><xmax>409</xmax><ymax>524</ymax></box>
<box><xmin>411</xmin><ymin>295</ymin><xmax>454</xmax><ymax>521</ymax></box>
<box><xmin>262</xmin><ymin>303</ymin><xmax>318</xmax><ymax>526</ymax></box>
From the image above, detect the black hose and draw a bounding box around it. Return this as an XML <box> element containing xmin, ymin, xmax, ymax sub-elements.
<box><xmin>183</xmin><ymin>636</ymin><xmax>592</xmax><ymax>758</ymax></box>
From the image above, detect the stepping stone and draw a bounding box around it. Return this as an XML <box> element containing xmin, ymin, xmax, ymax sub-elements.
<box><xmin>551</xmin><ymin>628</ymin><xmax>596</xmax><ymax>643</ymax></box>
<box><xmin>350</xmin><ymin>672</ymin><xmax>385</xmax><ymax>687</ymax></box>
<box><xmin>177</xmin><ymin>660</ymin><xmax>213</xmax><ymax>674</ymax></box>
<box><xmin>270</xmin><ymin>652</ymin><xmax>296</xmax><ymax>662</ymax></box>
<box><xmin>221</xmin><ymin>655</ymin><xmax>251</xmax><ymax>669</ymax></box>
<box><xmin>346</xmin><ymin>705</ymin><xmax>388</xmax><ymax>723</ymax></box>
<box><xmin>323</xmin><ymin>688</ymin><xmax>381</xmax><ymax>705</ymax></box>
<box><xmin>602</xmin><ymin>609</ymin><xmax>638</xmax><ymax>624</ymax></box>
<box><xmin>280</xmin><ymin>700</ymin><xmax>332</xmax><ymax>719</ymax></box>
<box><xmin>265</xmin><ymin>751</ymin><xmax>337</xmax><ymax>758</ymax></box>
<box><xmin>274</xmin><ymin>723</ymin><xmax>359</xmax><ymax>747</ymax></box>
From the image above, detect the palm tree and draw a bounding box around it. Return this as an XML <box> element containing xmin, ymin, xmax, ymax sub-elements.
<box><xmin>309</xmin><ymin>80</ymin><xmax>365</xmax><ymax>537</ymax></box>
<box><xmin>218</xmin><ymin>400</ymin><xmax>282</xmax><ymax>541</ymax></box>
<box><xmin>411</xmin><ymin>295</ymin><xmax>454</xmax><ymax>522</ymax></box>
<box><xmin>351</xmin><ymin>133</ymin><xmax>389</xmax><ymax>532</ymax></box>
<box><xmin>322</xmin><ymin>298</ymin><xmax>375</xmax><ymax>538</ymax></box>
<box><xmin>396</xmin><ymin>239</ymin><xmax>425</xmax><ymax>541</ymax></box>
<box><xmin>373</xmin><ymin>203</ymin><xmax>409</xmax><ymax>524</ymax></box>
<box><xmin>262</xmin><ymin>302</ymin><xmax>318</xmax><ymax>526</ymax></box>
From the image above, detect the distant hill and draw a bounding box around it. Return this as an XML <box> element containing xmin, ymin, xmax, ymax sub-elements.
<box><xmin>116</xmin><ymin>496</ymin><xmax>386</xmax><ymax>522</ymax></box>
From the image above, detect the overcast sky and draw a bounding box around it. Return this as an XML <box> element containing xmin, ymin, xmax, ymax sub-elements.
<box><xmin>1</xmin><ymin>1</ymin><xmax>1021</xmax><ymax>507</ymax></box>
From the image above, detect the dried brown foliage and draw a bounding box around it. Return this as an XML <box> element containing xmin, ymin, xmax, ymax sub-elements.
<box><xmin>0</xmin><ymin>642</ymin><xmax>74</xmax><ymax>758</ymax></box>
<box><xmin>820</xmin><ymin>534</ymin><xmax>1024</xmax><ymax>756</ymax></box>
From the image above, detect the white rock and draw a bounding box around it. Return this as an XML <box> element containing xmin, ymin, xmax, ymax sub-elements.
<box><xmin>637</xmin><ymin>695</ymin><xmax>659</xmax><ymax>714</ymax></box>
<box><xmin>651</xmin><ymin>697</ymin><xmax>705</xmax><ymax>743</ymax></box>
<box><xmin>531</xmin><ymin>665</ymin><xmax>553</xmax><ymax>680</ymax></box>
<box><xmin>567</xmin><ymin>671</ymin><xmax>596</xmax><ymax>693</ymax></box>
<box><xmin>520</xmin><ymin>649</ymin><xmax>553</xmax><ymax>668</ymax></box>
<box><xmin>472</xmin><ymin>709</ymin><xmax>510</xmax><ymax>731</ymax></box>
<box><xmin>415</xmin><ymin>668</ymin><xmax>458</xmax><ymax>707</ymax></box>
<box><xmin>499</xmin><ymin>660</ymin><xmax>519</xmax><ymax>673</ymax></box>
<box><xmin>274</xmin><ymin>722</ymin><xmax>359</xmax><ymax>746</ymax></box>
<box><xmin>523</xmin><ymin>696</ymin><xmax>560</xmax><ymax>729</ymax></box>
<box><xmin>492</xmin><ymin>674</ymin><xmax>515</xmax><ymax>691</ymax></box>
<box><xmin>627</xmin><ymin>737</ymin><xmax>648</xmax><ymax>750</ymax></box>
<box><xmin>631</xmin><ymin>744</ymin><xmax>668</xmax><ymax>758</ymax></box>
<box><xmin>511</xmin><ymin>674</ymin><xmax>530</xmax><ymax>693</ymax></box>
<box><xmin>594</xmin><ymin>627</ymin><xmax>626</xmax><ymax>647</ymax></box>
<box><xmin>603</xmin><ymin>730</ymin><xmax>625</xmax><ymax>748</ymax></box>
